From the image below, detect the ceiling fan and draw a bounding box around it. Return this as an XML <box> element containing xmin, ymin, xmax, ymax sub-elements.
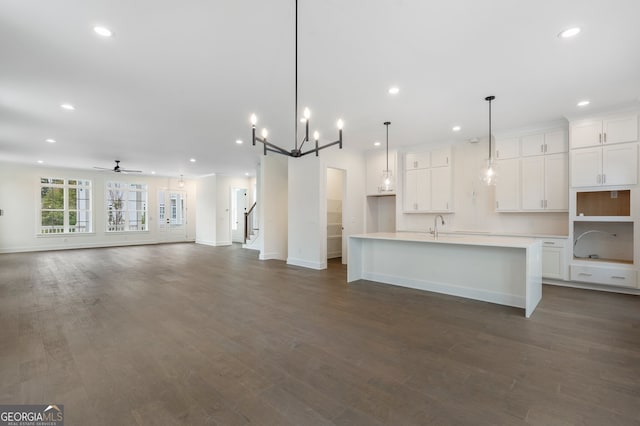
<box><xmin>93</xmin><ymin>160</ymin><xmax>142</xmax><ymax>173</ymax></box>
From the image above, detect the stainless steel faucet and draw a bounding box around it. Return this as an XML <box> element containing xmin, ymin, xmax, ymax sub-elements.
<box><xmin>432</xmin><ymin>215</ymin><xmax>445</xmax><ymax>239</ymax></box>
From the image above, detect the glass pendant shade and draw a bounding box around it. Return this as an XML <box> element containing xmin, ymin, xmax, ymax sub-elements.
<box><xmin>380</xmin><ymin>169</ymin><xmax>394</xmax><ymax>192</ymax></box>
<box><xmin>480</xmin><ymin>158</ymin><xmax>497</xmax><ymax>186</ymax></box>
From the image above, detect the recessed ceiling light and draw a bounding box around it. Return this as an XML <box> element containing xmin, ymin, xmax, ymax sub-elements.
<box><xmin>388</xmin><ymin>86</ymin><xmax>400</xmax><ymax>95</ymax></box>
<box><xmin>93</xmin><ymin>26</ymin><xmax>113</xmax><ymax>37</ymax></box>
<box><xmin>374</xmin><ymin>141</ymin><xmax>381</xmax><ymax>146</ymax></box>
<box><xmin>245</xmin><ymin>172</ymin><xmax>250</xmax><ymax>176</ymax></box>
<box><xmin>236</xmin><ymin>139</ymin><xmax>243</xmax><ymax>144</ymax></box>
<box><xmin>151</xmin><ymin>171</ymin><xmax>156</xmax><ymax>175</ymax></box>
<box><xmin>452</xmin><ymin>126</ymin><xmax>461</xmax><ymax>132</ymax></box>
<box><xmin>189</xmin><ymin>158</ymin><xmax>196</xmax><ymax>163</ymax></box>
<box><xmin>45</xmin><ymin>138</ymin><xmax>56</xmax><ymax>143</ymax></box>
<box><xmin>577</xmin><ymin>100</ymin><xmax>590</xmax><ymax>107</ymax></box>
<box><xmin>60</xmin><ymin>103</ymin><xmax>75</xmax><ymax>110</ymax></box>
<box><xmin>559</xmin><ymin>27</ymin><xmax>581</xmax><ymax>38</ymax></box>
<box><xmin>37</xmin><ymin>160</ymin><xmax>44</xmax><ymax>164</ymax></box>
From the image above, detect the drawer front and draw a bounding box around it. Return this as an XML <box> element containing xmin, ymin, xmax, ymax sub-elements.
<box><xmin>571</xmin><ymin>265</ymin><xmax>637</xmax><ymax>288</ymax></box>
<box><xmin>540</xmin><ymin>239</ymin><xmax>566</xmax><ymax>248</ymax></box>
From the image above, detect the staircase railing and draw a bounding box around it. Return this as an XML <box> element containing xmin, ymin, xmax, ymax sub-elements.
<box><xmin>244</xmin><ymin>202</ymin><xmax>257</xmax><ymax>244</ymax></box>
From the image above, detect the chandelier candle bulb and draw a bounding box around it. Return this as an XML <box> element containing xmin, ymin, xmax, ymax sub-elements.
<box><xmin>303</xmin><ymin>107</ymin><xmax>311</xmax><ymax>119</ymax></box>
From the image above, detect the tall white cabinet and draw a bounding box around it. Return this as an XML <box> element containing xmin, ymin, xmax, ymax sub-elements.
<box><xmin>403</xmin><ymin>147</ymin><xmax>453</xmax><ymax>213</ymax></box>
<box><xmin>569</xmin><ymin>112</ymin><xmax>640</xmax><ymax>289</ymax></box>
<box><xmin>495</xmin><ymin>128</ymin><xmax>569</xmax><ymax>212</ymax></box>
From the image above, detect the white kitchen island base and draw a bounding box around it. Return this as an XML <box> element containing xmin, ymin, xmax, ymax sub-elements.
<box><xmin>348</xmin><ymin>233</ymin><xmax>543</xmax><ymax>317</ymax></box>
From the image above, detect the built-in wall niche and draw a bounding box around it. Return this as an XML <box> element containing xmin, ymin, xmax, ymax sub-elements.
<box><xmin>573</xmin><ymin>221</ymin><xmax>633</xmax><ymax>264</ymax></box>
<box><xmin>576</xmin><ymin>190</ymin><xmax>630</xmax><ymax>217</ymax></box>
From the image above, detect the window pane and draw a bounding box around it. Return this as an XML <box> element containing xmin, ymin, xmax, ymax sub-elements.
<box><xmin>68</xmin><ymin>179</ymin><xmax>77</xmax><ymax>185</ymax></box>
<box><xmin>68</xmin><ymin>188</ymin><xmax>77</xmax><ymax>209</ymax></box>
<box><xmin>41</xmin><ymin>187</ymin><xmax>64</xmax><ymax>209</ymax></box>
<box><xmin>129</xmin><ymin>183</ymin><xmax>147</xmax><ymax>191</ymax></box>
<box><xmin>41</xmin><ymin>211</ymin><xmax>63</xmax><ymax>229</ymax></box>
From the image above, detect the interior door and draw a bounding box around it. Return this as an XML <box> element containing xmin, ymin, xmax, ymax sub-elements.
<box><xmin>231</xmin><ymin>188</ymin><xmax>247</xmax><ymax>243</ymax></box>
<box><xmin>158</xmin><ymin>190</ymin><xmax>187</xmax><ymax>241</ymax></box>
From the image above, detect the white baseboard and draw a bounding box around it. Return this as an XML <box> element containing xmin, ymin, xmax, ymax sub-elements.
<box><xmin>287</xmin><ymin>257</ymin><xmax>326</xmax><ymax>270</ymax></box>
<box><xmin>259</xmin><ymin>251</ymin><xmax>284</xmax><ymax>260</ymax></box>
<box><xmin>0</xmin><ymin>239</ymin><xmax>195</xmax><ymax>254</ymax></box>
<box><xmin>543</xmin><ymin>278</ymin><xmax>640</xmax><ymax>295</ymax></box>
<box><xmin>361</xmin><ymin>271</ymin><xmax>525</xmax><ymax>309</ymax></box>
<box><xmin>215</xmin><ymin>240</ymin><xmax>232</xmax><ymax>246</ymax></box>
<box><xmin>195</xmin><ymin>239</ymin><xmax>216</xmax><ymax>247</ymax></box>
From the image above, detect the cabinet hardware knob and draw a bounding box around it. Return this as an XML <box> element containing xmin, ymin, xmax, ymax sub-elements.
<box><xmin>599</xmin><ymin>133</ymin><xmax>602</xmax><ymax>143</ymax></box>
<box><xmin>604</xmin><ymin>133</ymin><xmax>607</xmax><ymax>143</ymax></box>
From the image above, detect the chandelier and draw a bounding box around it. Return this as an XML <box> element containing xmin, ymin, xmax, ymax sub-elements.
<box><xmin>250</xmin><ymin>0</ymin><xmax>343</xmax><ymax>157</ymax></box>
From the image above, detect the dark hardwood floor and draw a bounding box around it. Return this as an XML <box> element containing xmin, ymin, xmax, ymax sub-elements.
<box><xmin>1</xmin><ymin>243</ymin><xmax>639</xmax><ymax>425</ymax></box>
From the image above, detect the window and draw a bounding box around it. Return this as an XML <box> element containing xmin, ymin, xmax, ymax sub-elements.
<box><xmin>40</xmin><ymin>178</ymin><xmax>92</xmax><ymax>234</ymax></box>
<box><xmin>106</xmin><ymin>181</ymin><xmax>148</xmax><ymax>232</ymax></box>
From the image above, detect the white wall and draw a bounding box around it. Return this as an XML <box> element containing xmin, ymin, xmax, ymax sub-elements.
<box><xmin>287</xmin><ymin>147</ymin><xmax>366</xmax><ymax>269</ymax></box>
<box><xmin>396</xmin><ymin>138</ymin><xmax>569</xmax><ymax>236</ymax></box>
<box><xmin>0</xmin><ymin>162</ymin><xmax>196</xmax><ymax>253</ymax></box>
<box><xmin>195</xmin><ymin>175</ymin><xmax>217</xmax><ymax>246</ymax></box>
<box><xmin>260</xmin><ymin>155</ymin><xmax>288</xmax><ymax>260</ymax></box>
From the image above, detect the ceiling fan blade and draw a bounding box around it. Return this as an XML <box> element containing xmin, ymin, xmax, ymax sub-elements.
<box><xmin>93</xmin><ymin>166</ymin><xmax>112</xmax><ymax>170</ymax></box>
<box><xmin>120</xmin><ymin>169</ymin><xmax>142</xmax><ymax>173</ymax></box>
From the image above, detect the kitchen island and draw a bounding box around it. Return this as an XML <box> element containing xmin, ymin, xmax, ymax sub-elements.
<box><xmin>348</xmin><ymin>232</ymin><xmax>542</xmax><ymax>317</ymax></box>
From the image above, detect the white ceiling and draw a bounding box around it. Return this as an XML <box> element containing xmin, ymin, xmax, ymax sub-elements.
<box><xmin>1</xmin><ymin>0</ymin><xmax>639</xmax><ymax>177</ymax></box>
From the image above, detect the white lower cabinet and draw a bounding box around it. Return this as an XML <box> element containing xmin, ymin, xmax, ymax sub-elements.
<box><xmin>570</xmin><ymin>264</ymin><xmax>637</xmax><ymax>288</ymax></box>
<box><xmin>541</xmin><ymin>239</ymin><xmax>567</xmax><ymax>280</ymax></box>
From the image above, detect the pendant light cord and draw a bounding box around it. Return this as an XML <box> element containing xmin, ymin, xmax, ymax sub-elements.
<box><xmin>294</xmin><ymin>0</ymin><xmax>298</xmax><ymax>150</ymax></box>
<box><xmin>485</xmin><ymin>95</ymin><xmax>495</xmax><ymax>162</ymax></box>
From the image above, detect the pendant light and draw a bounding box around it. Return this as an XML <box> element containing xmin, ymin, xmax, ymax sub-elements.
<box><xmin>249</xmin><ymin>0</ymin><xmax>343</xmax><ymax>158</ymax></box>
<box><xmin>481</xmin><ymin>95</ymin><xmax>497</xmax><ymax>186</ymax></box>
<box><xmin>178</xmin><ymin>174</ymin><xmax>185</xmax><ymax>188</ymax></box>
<box><xmin>380</xmin><ymin>121</ymin><xmax>394</xmax><ymax>192</ymax></box>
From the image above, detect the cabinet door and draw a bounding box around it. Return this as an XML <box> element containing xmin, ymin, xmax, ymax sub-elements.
<box><xmin>545</xmin><ymin>153</ymin><xmax>569</xmax><ymax>210</ymax></box>
<box><xmin>495</xmin><ymin>137</ymin><xmax>519</xmax><ymax>159</ymax></box>
<box><xmin>521</xmin><ymin>156</ymin><xmax>545</xmax><ymax>210</ymax></box>
<box><xmin>603</xmin><ymin>114</ymin><xmax>638</xmax><ymax>145</ymax></box>
<box><xmin>544</xmin><ymin>130</ymin><xmax>569</xmax><ymax>154</ymax></box>
<box><xmin>404</xmin><ymin>169</ymin><xmax>430</xmax><ymax>212</ymax></box>
<box><xmin>571</xmin><ymin>120</ymin><xmax>602</xmax><ymax>149</ymax></box>
<box><xmin>571</xmin><ymin>147</ymin><xmax>601</xmax><ymax>187</ymax></box>
<box><xmin>542</xmin><ymin>247</ymin><xmax>564</xmax><ymax>279</ymax></box>
<box><xmin>430</xmin><ymin>167</ymin><xmax>451</xmax><ymax>211</ymax></box>
<box><xmin>430</xmin><ymin>148</ymin><xmax>450</xmax><ymax>168</ymax></box>
<box><xmin>405</xmin><ymin>151</ymin><xmax>430</xmax><ymax>170</ymax></box>
<box><xmin>521</xmin><ymin>133</ymin><xmax>545</xmax><ymax>157</ymax></box>
<box><xmin>602</xmin><ymin>143</ymin><xmax>638</xmax><ymax>186</ymax></box>
<box><xmin>495</xmin><ymin>159</ymin><xmax>520</xmax><ymax>210</ymax></box>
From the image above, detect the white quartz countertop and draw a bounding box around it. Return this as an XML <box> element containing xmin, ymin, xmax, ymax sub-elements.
<box><xmin>350</xmin><ymin>232</ymin><xmax>540</xmax><ymax>249</ymax></box>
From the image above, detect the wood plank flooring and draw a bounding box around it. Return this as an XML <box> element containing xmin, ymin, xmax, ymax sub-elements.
<box><xmin>0</xmin><ymin>243</ymin><xmax>639</xmax><ymax>425</ymax></box>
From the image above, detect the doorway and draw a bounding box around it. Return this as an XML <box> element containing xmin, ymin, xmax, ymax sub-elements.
<box><xmin>158</xmin><ymin>190</ymin><xmax>187</xmax><ymax>241</ymax></box>
<box><xmin>326</xmin><ymin>168</ymin><xmax>345</xmax><ymax>262</ymax></box>
<box><xmin>231</xmin><ymin>187</ymin><xmax>248</xmax><ymax>243</ymax></box>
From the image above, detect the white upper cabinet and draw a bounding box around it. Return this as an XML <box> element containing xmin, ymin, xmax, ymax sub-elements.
<box><xmin>520</xmin><ymin>153</ymin><xmax>568</xmax><ymax>211</ymax></box>
<box><xmin>571</xmin><ymin>114</ymin><xmax>638</xmax><ymax>149</ymax></box>
<box><xmin>570</xmin><ymin>143</ymin><xmax>638</xmax><ymax>187</ymax></box>
<box><xmin>404</xmin><ymin>169</ymin><xmax>430</xmax><ymax>212</ymax></box>
<box><xmin>604</xmin><ymin>115</ymin><xmax>639</xmax><ymax>145</ymax></box>
<box><xmin>602</xmin><ymin>143</ymin><xmax>638</xmax><ymax>186</ymax></box>
<box><xmin>495</xmin><ymin>137</ymin><xmax>519</xmax><ymax>159</ymax></box>
<box><xmin>403</xmin><ymin>147</ymin><xmax>453</xmax><ymax>213</ymax></box>
<box><xmin>522</xmin><ymin>130</ymin><xmax>568</xmax><ymax>157</ymax></box>
<box><xmin>430</xmin><ymin>148</ymin><xmax>450</xmax><ymax>167</ymax></box>
<box><xmin>405</xmin><ymin>151</ymin><xmax>430</xmax><ymax>171</ymax></box>
<box><xmin>521</xmin><ymin>134</ymin><xmax>546</xmax><ymax>157</ymax></box>
<box><xmin>544</xmin><ymin>130</ymin><xmax>569</xmax><ymax>154</ymax></box>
